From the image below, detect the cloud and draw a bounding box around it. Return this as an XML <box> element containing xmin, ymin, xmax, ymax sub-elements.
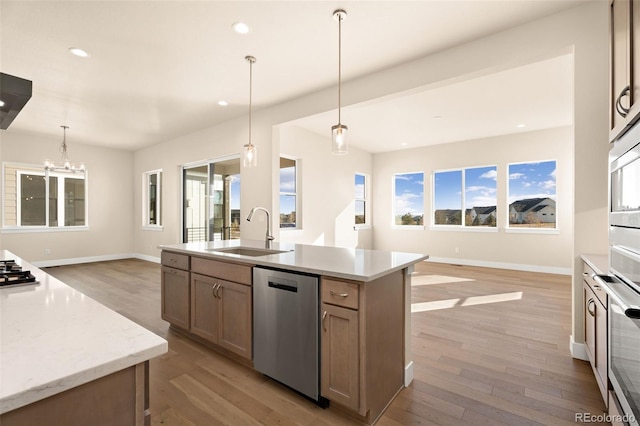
<box><xmin>480</xmin><ymin>170</ymin><xmax>497</xmax><ymax>180</ymax></box>
<box><xmin>466</xmin><ymin>185</ymin><xmax>496</xmax><ymax>193</ymax></box>
<box><xmin>509</xmin><ymin>173</ymin><xmax>524</xmax><ymax>180</ymax></box>
<box><xmin>541</xmin><ymin>179</ymin><xmax>556</xmax><ymax>189</ymax></box>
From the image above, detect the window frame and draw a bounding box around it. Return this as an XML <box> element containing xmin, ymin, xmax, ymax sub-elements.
<box><xmin>279</xmin><ymin>155</ymin><xmax>300</xmax><ymax>230</ymax></box>
<box><xmin>2</xmin><ymin>162</ymin><xmax>89</xmax><ymax>233</ymax></box>
<box><xmin>506</xmin><ymin>159</ymin><xmax>558</xmax><ymax>234</ymax></box>
<box><xmin>142</xmin><ymin>169</ymin><xmax>163</xmax><ymax>230</ymax></box>
<box><xmin>431</xmin><ymin>165</ymin><xmax>498</xmax><ymax>231</ymax></box>
<box><xmin>392</xmin><ymin>171</ymin><xmax>425</xmax><ymax>229</ymax></box>
<box><xmin>354</xmin><ymin>172</ymin><xmax>371</xmax><ymax>229</ymax></box>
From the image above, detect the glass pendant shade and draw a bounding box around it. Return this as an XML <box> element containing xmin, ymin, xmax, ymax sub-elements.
<box><xmin>243</xmin><ymin>142</ymin><xmax>257</xmax><ymax>168</ymax></box>
<box><xmin>331</xmin><ymin>124</ymin><xmax>348</xmax><ymax>155</ymax></box>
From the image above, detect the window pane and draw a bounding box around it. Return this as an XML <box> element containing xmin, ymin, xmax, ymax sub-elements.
<box><xmin>465</xmin><ymin>166</ymin><xmax>497</xmax><ymax>227</ymax></box>
<box><xmin>280</xmin><ymin>195</ymin><xmax>296</xmax><ymax>227</ymax></box>
<box><xmin>355</xmin><ymin>174</ymin><xmax>365</xmax><ymax>199</ymax></box>
<box><xmin>64</xmin><ymin>178</ymin><xmax>85</xmax><ymax>226</ymax></box>
<box><xmin>49</xmin><ymin>177</ymin><xmax>58</xmax><ymax>226</ymax></box>
<box><xmin>355</xmin><ymin>200</ymin><xmax>366</xmax><ymax>224</ymax></box>
<box><xmin>280</xmin><ymin>157</ymin><xmax>297</xmax><ymax>228</ymax></box>
<box><xmin>148</xmin><ymin>173</ymin><xmax>158</xmax><ymax>225</ymax></box>
<box><xmin>394</xmin><ymin>172</ymin><xmax>424</xmax><ymax>226</ymax></box>
<box><xmin>20</xmin><ymin>174</ymin><xmax>46</xmax><ymax>226</ymax></box>
<box><xmin>508</xmin><ymin>161</ymin><xmax>556</xmax><ymax>228</ymax></box>
<box><xmin>434</xmin><ymin>170</ymin><xmax>462</xmax><ymax>225</ymax></box>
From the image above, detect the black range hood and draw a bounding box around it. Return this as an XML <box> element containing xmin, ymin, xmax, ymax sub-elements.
<box><xmin>1</xmin><ymin>72</ymin><xmax>33</xmax><ymax>130</ymax></box>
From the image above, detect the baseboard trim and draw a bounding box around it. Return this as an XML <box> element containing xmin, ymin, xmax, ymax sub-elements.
<box><xmin>135</xmin><ymin>253</ymin><xmax>161</xmax><ymax>264</ymax></box>
<box><xmin>426</xmin><ymin>256</ymin><xmax>571</xmax><ymax>275</ymax></box>
<box><xmin>404</xmin><ymin>361</ymin><xmax>414</xmax><ymax>387</ymax></box>
<box><xmin>570</xmin><ymin>335</ymin><xmax>588</xmax><ymax>361</ymax></box>
<box><xmin>32</xmin><ymin>253</ymin><xmax>136</xmax><ymax>268</ymax></box>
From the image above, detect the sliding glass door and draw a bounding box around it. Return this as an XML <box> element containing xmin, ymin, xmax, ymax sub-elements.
<box><xmin>182</xmin><ymin>158</ymin><xmax>240</xmax><ymax>243</ymax></box>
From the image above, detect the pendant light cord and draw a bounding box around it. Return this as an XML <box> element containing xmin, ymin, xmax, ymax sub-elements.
<box><xmin>338</xmin><ymin>13</ymin><xmax>342</xmax><ymax>125</ymax></box>
<box><xmin>249</xmin><ymin>58</ymin><xmax>253</xmax><ymax>145</ymax></box>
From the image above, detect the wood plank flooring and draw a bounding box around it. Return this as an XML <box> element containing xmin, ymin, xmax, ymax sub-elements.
<box><xmin>44</xmin><ymin>259</ymin><xmax>609</xmax><ymax>425</ymax></box>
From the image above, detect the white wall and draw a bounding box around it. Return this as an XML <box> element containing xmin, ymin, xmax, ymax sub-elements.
<box><xmin>277</xmin><ymin>125</ymin><xmax>373</xmax><ymax>248</ymax></box>
<box><xmin>373</xmin><ymin>127</ymin><xmax>573</xmax><ymax>273</ymax></box>
<box><xmin>0</xmin><ymin>131</ymin><xmax>134</xmax><ymax>263</ymax></box>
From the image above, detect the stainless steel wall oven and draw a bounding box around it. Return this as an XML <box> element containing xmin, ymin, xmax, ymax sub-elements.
<box><xmin>606</xmin><ymin>122</ymin><xmax>640</xmax><ymax>426</ymax></box>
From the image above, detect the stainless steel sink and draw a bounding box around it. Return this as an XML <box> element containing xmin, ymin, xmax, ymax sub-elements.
<box><xmin>207</xmin><ymin>247</ymin><xmax>289</xmax><ymax>257</ymax></box>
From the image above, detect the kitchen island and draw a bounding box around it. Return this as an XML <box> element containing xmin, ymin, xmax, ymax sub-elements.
<box><xmin>0</xmin><ymin>250</ymin><xmax>168</xmax><ymax>425</ymax></box>
<box><xmin>160</xmin><ymin>239</ymin><xmax>428</xmax><ymax>424</ymax></box>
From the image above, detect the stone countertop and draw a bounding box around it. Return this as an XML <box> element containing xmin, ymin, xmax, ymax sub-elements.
<box><xmin>581</xmin><ymin>253</ymin><xmax>608</xmax><ymax>275</ymax></box>
<box><xmin>0</xmin><ymin>250</ymin><xmax>168</xmax><ymax>415</ymax></box>
<box><xmin>160</xmin><ymin>239</ymin><xmax>429</xmax><ymax>282</ymax></box>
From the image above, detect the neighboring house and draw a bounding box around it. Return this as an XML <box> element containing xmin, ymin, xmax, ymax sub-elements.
<box><xmin>509</xmin><ymin>197</ymin><xmax>556</xmax><ymax>224</ymax></box>
<box><xmin>469</xmin><ymin>206</ymin><xmax>497</xmax><ymax>225</ymax></box>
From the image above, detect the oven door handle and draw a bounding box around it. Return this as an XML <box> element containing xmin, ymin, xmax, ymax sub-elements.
<box><xmin>594</xmin><ymin>275</ymin><xmax>640</xmax><ymax>319</ymax></box>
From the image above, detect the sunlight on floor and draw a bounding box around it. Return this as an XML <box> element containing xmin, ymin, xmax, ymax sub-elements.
<box><xmin>411</xmin><ymin>291</ymin><xmax>523</xmax><ymax>313</ymax></box>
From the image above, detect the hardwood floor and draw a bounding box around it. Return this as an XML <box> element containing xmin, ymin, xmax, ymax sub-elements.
<box><xmin>44</xmin><ymin>259</ymin><xmax>609</xmax><ymax>425</ymax></box>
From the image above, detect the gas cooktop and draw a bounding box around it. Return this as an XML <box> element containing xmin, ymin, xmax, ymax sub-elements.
<box><xmin>0</xmin><ymin>259</ymin><xmax>37</xmax><ymax>287</ymax></box>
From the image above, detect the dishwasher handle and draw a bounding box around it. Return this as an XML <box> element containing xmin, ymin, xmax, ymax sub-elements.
<box><xmin>268</xmin><ymin>280</ymin><xmax>298</xmax><ymax>293</ymax></box>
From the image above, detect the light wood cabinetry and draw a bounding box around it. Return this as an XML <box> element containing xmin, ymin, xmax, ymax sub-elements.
<box><xmin>582</xmin><ymin>261</ymin><xmax>608</xmax><ymax>404</ymax></box>
<box><xmin>161</xmin><ymin>252</ymin><xmax>190</xmax><ymax>330</ymax></box>
<box><xmin>320</xmin><ymin>274</ymin><xmax>404</xmax><ymax>424</ymax></box>
<box><xmin>190</xmin><ymin>272</ymin><xmax>252</xmax><ymax>359</ymax></box>
<box><xmin>161</xmin><ymin>253</ymin><xmax>253</xmax><ymax>361</ymax></box>
<box><xmin>610</xmin><ymin>0</ymin><xmax>640</xmax><ymax>140</ymax></box>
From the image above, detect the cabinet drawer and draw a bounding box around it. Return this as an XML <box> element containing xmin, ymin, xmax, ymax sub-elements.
<box><xmin>322</xmin><ymin>278</ymin><xmax>359</xmax><ymax>310</ymax></box>
<box><xmin>191</xmin><ymin>257</ymin><xmax>252</xmax><ymax>286</ymax></box>
<box><xmin>582</xmin><ymin>263</ymin><xmax>607</xmax><ymax>306</ymax></box>
<box><xmin>161</xmin><ymin>251</ymin><xmax>189</xmax><ymax>270</ymax></box>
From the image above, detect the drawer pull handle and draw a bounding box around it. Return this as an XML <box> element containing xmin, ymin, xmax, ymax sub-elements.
<box><xmin>587</xmin><ymin>298</ymin><xmax>596</xmax><ymax>317</ymax></box>
<box><xmin>330</xmin><ymin>291</ymin><xmax>349</xmax><ymax>298</ymax></box>
<box><xmin>322</xmin><ymin>311</ymin><xmax>328</xmax><ymax>332</ymax></box>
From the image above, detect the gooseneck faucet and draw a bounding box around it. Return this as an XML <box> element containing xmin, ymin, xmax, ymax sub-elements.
<box><xmin>246</xmin><ymin>207</ymin><xmax>274</xmax><ymax>248</ymax></box>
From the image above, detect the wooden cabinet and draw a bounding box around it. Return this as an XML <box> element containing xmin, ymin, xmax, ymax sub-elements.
<box><xmin>321</xmin><ymin>280</ymin><xmax>360</xmax><ymax>411</ymax></box>
<box><xmin>610</xmin><ymin>0</ymin><xmax>640</xmax><ymax>140</ymax></box>
<box><xmin>190</xmin><ymin>272</ymin><xmax>252</xmax><ymax>360</ymax></box>
<box><xmin>161</xmin><ymin>252</ymin><xmax>190</xmax><ymax>330</ymax></box>
<box><xmin>161</xmin><ymin>251</ymin><xmax>253</xmax><ymax>361</ymax></box>
<box><xmin>582</xmin><ymin>261</ymin><xmax>608</xmax><ymax>404</ymax></box>
<box><xmin>320</xmin><ymin>274</ymin><xmax>404</xmax><ymax>423</ymax></box>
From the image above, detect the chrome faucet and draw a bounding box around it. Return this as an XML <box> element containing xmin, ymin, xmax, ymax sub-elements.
<box><xmin>246</xmin><ymin>207</ymin><xmax>274</xmax><ymax>248</ymax></box>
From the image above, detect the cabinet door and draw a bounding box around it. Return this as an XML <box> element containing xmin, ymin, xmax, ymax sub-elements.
<box><xmin>611</xmin><ymin>0</ymin><xmax>633</xmax><ymax>132</ymax></box>
<box><xmin>190</xmin><ymin>273</ymin><xmax>219</xmax><ymax>343</ymax></box>
<box><xmin>584</xmin><ymin>284</ymin><xmax>596</xmax><ymax>365</ymax></box>
<box><xmin>595</xmin><ymin>298</ymin><xmax>608</xmax><ymax>397</ymax></box>
<box><xmin>161</xmin><ymin>266</ymin><xmax>190</xmax><ymax>330</ymax></box>
<box><xmin>217</xmin><ymin>280</ymin><xmax>252</xmax><ymax>359</ymax></box>
<box><xmin>321</xmin><ymin>302</ymin><xmax>359</xmax><ymax>411</ymax></box>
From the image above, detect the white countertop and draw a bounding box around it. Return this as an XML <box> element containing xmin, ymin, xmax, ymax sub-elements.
<box><xmin>160</xmin><ymin>239</ymin><xmax>429</xmax><ymax>282</ymax></box>
<box><xmin>0</xmin><ymin>250</ymin><xmax>168</xmax><ymax>414</ymax></box>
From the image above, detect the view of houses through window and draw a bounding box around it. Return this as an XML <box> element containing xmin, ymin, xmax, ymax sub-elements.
<box><xmin>393</xmin><ymin>172</ymin><xmax>424</xmax><ymax>226</ymax></box>
<box><xmin>433</xmin><ymin>166</ymin><xmax>497</xmax><ymax>227</ymax></box>
<box><xmin>355</xmin><ymin>173</ymin><xmax>367</xmax><ymax>225</ymax></box>
<box><xmin>508</xmin><ymin>160</ymin><xmax>557</xmax><ymax>228</ymax></box>
<box><xmin>279</xmin><ymin>157</ymin><xmax>297</xmax><ymax>228</ymax></box>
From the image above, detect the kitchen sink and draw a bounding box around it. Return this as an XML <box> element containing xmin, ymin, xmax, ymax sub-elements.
<box><xmin>207</xmin><ymin>247</ymin><xmax>290</xmax><ymax>257</ymax></box>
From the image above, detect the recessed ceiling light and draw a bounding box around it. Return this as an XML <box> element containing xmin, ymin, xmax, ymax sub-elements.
<box><xmin>69</xmin><ymin>47</ymin><xmax>89</xmax><ymax>58</ymax></box>
<box><xmin>400</xmin><ymin>142</ymin><xmax>408</xmax><ymax>146</ymax></box>
<box><xmin>516</xmin><ymin>123</ymin><xmax>527</xmax><ymax>128</ymax></box>
<box><xmin>232</xmin><ymin>22</ymin><xmax>250</xmax><ymax>34</ymax></box>
<box><xmin>218</xmin><ymin>100</ymin><xmax>228</xmax><ymax>106</ymax></box>
<box><xmin>0</xmin><ymin>100</ymin><xmax>5</xmax><ymax>107</ymax></box>
<box><xmin>433</xmin><ymin>115</ymin><xmax>443</xmax><ymax>120</ymax></box>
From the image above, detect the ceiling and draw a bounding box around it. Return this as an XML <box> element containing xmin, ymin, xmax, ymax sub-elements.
<box><xmin>0</xmin><ymin>1</ymin><xmax>585</xmax><ymax>154</ymax></box>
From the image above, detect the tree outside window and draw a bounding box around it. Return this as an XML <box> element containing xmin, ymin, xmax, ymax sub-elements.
<box><xmin>508</xmin><ymin>160</ymin><xmax>557</xmax><ymax>229</ymax></box>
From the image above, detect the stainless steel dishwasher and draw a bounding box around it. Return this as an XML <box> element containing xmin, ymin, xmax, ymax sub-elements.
<box><xmin>253</xmin><ymin>267</ymin><xmax>322</xmax><ymax>402</ymax></box>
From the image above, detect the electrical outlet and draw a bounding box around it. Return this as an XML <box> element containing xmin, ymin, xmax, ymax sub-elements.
<box><xmin>454</xmin><ymin>247</ymin><xmax>460</xmax><ymax>254</ymax></box>
<box><xmin>44</xmin><ymin>248</ymin><xmax>51</xmax><ymax>255</ymax></box>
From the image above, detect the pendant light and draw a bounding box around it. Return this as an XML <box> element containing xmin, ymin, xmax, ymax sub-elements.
<box><xmin>44</xmin><ymin>125</ymin><xmax>85</xmax><ymax>173</ymax></box>
<box><xmin>331</xmin><ymin>9</ymin><xmax>348</xmax><ymax>155</ymax></box>
<box><xmin>243</xmin><ymin>55</ymin><xmax>258</xmax><ymax>168</ymax></box>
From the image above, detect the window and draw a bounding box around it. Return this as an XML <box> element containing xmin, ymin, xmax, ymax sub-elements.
<box><xmin>508</xmin><ymin>160</ymin><xmax>557</xmax><ymax>229</ymax></box>
<box><xmin>143</xmin><ymin>170</ymin><xmax>162</xmax><ymax>228</ymax></box>
<box><xmin>280</xmin><ymin>157</ymin><xmax>298</xmax><ymax>228</ymax></box>
<box><xmin>355</xmin><ymin>173</ymin><xmax>369</xmax><ymax>226</ymax></box>
<box><xmin>393</xmin><ymin>172</ymin><xmax>424</xmax><ymax>226</ymax></box>
<box><xmin>433</xmin><ymin>166</ymin><xmax>497</xmax><ymax>228</ymax></box>
<box><xmin>3</xmin><ymin>163</ymin><xmax>87</xmax><ymax>229</ymax></box>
